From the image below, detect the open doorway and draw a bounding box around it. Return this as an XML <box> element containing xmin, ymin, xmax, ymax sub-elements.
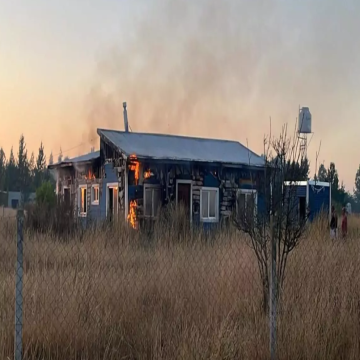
<box><xmin>299</xmin><ymin>196</ymin><xmax>306</xmax><ymax>221</ymax></box>
<box><xmin>107</xmin><ymin>183</ymin><xmax>118</xmax><ymax>221</ymax></box>
<box><xmin>63</xmin><ymin>187</ymin><xmax>70</xmax><ymax>207</ymax></box>
<box><xmin>176</xmin><ymin>180</ymin><xmax>192</xmax><ymax>222</ymax></box>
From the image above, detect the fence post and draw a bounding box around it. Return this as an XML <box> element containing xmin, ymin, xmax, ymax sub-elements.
<box><xmin>14</xmin><ymin>206</ymin><xmax>24</xmax><ymax>360</ymax></box>
<box><xmin>269</xmin><ymin>211</ymin><xmax>277</xmax><ymax>360</ymax></box>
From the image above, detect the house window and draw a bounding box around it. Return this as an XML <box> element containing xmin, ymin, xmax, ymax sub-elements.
<box><xmin>91</xmin><ymin>185</ymin><xmax>99</xmax><ymax>205</ymax></box>
<box><xmin>143</xmin><ymin>185</ymin><xmax>161</xmax><ymax>217</ymax></box>
<box><xmin>200</xmin><ymin>187</ymin><xmax>219</xmax><ymax>222</ymax></box>
<box><xmin>236</xmin><ymin>189</ymin><xmax>257</xmax><ymax>220</ymax></box>
<box><xmin>78</xmin><ymin>185</ymin><xmax>87</xmax><ymax>217</ymax></box>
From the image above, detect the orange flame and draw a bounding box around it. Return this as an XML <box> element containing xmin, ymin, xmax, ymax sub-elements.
<box><xmin>144</xmin><ymin>169</ymin><xmax>151</xmax><ymax>179</ymax></box>
<box><xmin>129</xmin><ymin>154</ymin><xmax>140</xmax><ymax>185</ymax></box>
<box><xmin>128</xmin><ymin>155</ymin><xmax>139</xmax><ymax>229</ymax></box>
<box><xmin>85</xmin><ymin>169</ymin><xmax>96</xmax><ymax>180</ymax></box>
<box><xmin>127</xmin><ymin>200</ymin><xmax>137</xmax><ymax>229</ymax></box>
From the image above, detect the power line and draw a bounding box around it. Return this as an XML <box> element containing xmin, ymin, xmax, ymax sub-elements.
<box><xmin>52</xmin><ymin>137</ymin><xmax>98</xmax><ymax>159</ymax></box>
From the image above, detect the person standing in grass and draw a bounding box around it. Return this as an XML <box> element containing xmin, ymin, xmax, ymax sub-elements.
<box><xmin>330</xmin><ymin>205</ymin><xmax>338</xmax><ymax>239</ymax></box>
<box><xmin>341</xmin><ymin>207</ymin><xmax>348</xmax><ymax>238</ymax></box>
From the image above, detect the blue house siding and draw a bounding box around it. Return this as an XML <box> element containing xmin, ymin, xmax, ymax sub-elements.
<box><xmin>76</xmin><ymin>181</ymin><xmax>102</xmax><ymax>228</ymax></box>
<box><xmin>203</xmin><ymin>174</ymin><xmax>220</xmax><ymax>188</ymax></box>
<box><xmin>284</xmin><ymin>181</ymin><xmax>331</xmax><ymax>223</ymax></box>
<box><xmin>308</xmin><ymin>183</ymin><xmax>330</xmax><ymax>221</ymax></box>
<box><xmin>88</xmin><ymin>184</ymin><xmax>102</xmax><ymax>223</ymax></box>
<box><xmin>89</xmin><ymin>202</ymin><xmax>102</xmax><ymax>220</ymax></box>
<box><xmin>126</xmin><ymin>163</ymin><xmax>266</xmax><ymax>230</ymax></box>
<box><xmin>200</xmin><ymin>167</ymin><xmax>265</xmax><ymax>230</ymax></box>
<box><xmin>296</xmin><ymin>185</ymin><xmax>307</xmax><ymax>198</ymax></box>
<box><xmin>76</xmin><ymin>163</ymin><xmax>121</xmax><ymax>228</ymax></box>
<box><xmin>99</xmin><ymin>162</ymin><xmax>119</xmax><ymax>220</ymax></box>
<box><xmin>56</xmin><ymin>155</ymin><xmax>266</xmax><ymax>231</ymax></box>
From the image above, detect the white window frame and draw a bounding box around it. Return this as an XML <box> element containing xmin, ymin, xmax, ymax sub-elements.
<box><xmin>91</xmin><ymin>184</ymin><xmax>99</xmax><ymax>205</ymax></box>
<box><xmin>78</xmin><ymin>185</ymin><xmax>88</xmax><ymax>217</ymax></box>
<box><xmin>106</xmin><ymin>183</ymin><xmax>119</xmax><ymax>217</ymax></box>
<box><xmin>236</xmin><ymin>189</ymin><xmax>258</xmax><ymax>218</ymax></box>
<box><xmin>176</xmin><ymin>179</ymin><xmax>193</xmax><ymax>223</ymax></box>
<box><xmin>143</xmin><ymin>184</ymin><xmax>161</xmax><ymax>218</ymax></box>
<box><xmin>200</xmin><ymin>187</ymin><xmax>219</xmax><ymax>223</ymax></box>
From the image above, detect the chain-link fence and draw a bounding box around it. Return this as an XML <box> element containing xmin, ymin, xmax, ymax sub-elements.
<box><xmin>2</xmin><ymin>209</ymin><xmax>360</xmax><ymax>359</ymax></box>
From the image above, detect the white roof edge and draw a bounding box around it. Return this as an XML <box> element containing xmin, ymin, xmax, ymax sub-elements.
<box><xmin>308</xmin><ymin>180</ymin><xmax>330</xmax><ymax>187</ymax></box>
<box><xmin>284</xmin><ymin>180</ymin><xmax>330</xmax><ymax>187</ymax></box>
<box><xmin>283</xmin><ymin>181</ymin><xmax>308</xmax><ymax>186</ymax></box>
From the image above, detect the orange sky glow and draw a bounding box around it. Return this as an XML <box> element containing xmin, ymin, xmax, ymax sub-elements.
<box><xmin>1</xmin><ymin>1</ymin><xmax>359</xmax><ymax>191</ymax></box>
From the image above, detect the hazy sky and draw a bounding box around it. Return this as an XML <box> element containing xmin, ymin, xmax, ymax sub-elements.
<box><xmin>1</xmin><ymin>0</ymin><xmax>359</xmax><ymax>190</ymax></box>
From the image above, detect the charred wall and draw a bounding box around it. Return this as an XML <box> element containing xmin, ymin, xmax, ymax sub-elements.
<box><xmin>126</xmin><ymin>159</ymin><xmax>264</xmax><ymax>228</ymax></box>
<box><xmin>100</xmin><ymin>139</ymin><xmax>127</xmax><ymax>221</ymax></box>
<box><xmin>55</xmin><ymin>137</ymin><xmax>264</xmax><ymax>229</ymax></box>
<box><xmin>56</xmin><ymin>161</ymin><xmax>103</xmax><ymax>223</ymax></box>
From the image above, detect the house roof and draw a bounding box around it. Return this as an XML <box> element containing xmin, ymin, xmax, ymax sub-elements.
<box><xmin>48</xmin><ymin>151</ymin><xmax>100</xmax><ymax>169</ymax></box>
<box><xmin>97</xmin><ymin>129</ymin><xmax>264</xmax><ymax>167</ymax></box>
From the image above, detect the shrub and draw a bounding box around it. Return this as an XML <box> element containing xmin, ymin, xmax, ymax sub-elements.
<box><xmin>26</xmin><ymin>182</ymin><xmax>80</xmax><ymax>238</ymax></box>
<box><xmin>35</xmin><ymin>181</ymin><xmax>56</xmax><ymax>208</ymax></box>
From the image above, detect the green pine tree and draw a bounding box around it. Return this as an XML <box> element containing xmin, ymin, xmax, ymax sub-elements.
<box><xmin>45</xmin><ymin>151</ymin><xmax>56</xmax><ymax>188</ymax></box>
<box><xmin>327</xmin><ymin>162</ymin><xmax>339</xmax><ymax>191</ymax></box>
<box><xmin>16</xmin><ymin>134</ymin><xmax>30</xmax><ymax>199</ymax></box>
<box><xmin>327</xmin><ymin>162</ymin><xmax>340</xmax><ymax>203</ymax></box>
<box><xmin>28</xmin><ymin>151</ymin><xmax>35</xmax><ymax>191</ymax></box>
<box><xmin>0</xmin><ymin>147</ymin><xmax>6</xmax><ymax>191</ymax></box>
<box><xmin>49</xmin><ymin>152</ymin><xmax>54</xmax><ymax>166</ymax></box>
<box><xmin>57</xmin><ymin>147</ymin><xmax>63</xmax><ymax>163</ymax></box>
<box><xmin>354</xmin><ymin>165</ymin><xmax>360</xmax><ymax>211</ymax></box>
<box><xmin>34</xmin><ymin>142</ymin><xmax>47</xmax><ymax>189</ymax></box>
<box><xmin>6</xmin><ymin>147</ymin><xmax>17</xmax><ymax>191</ymax></box>
<box><xmin>317</xmin><ymin>164</ymin><xmax>328</xmax><ymax>181</ymax></box>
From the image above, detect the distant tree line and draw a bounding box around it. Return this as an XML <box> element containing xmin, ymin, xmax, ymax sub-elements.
<box><xmin>0</xmin><ymin>134</ymin><xmax>56</xmax><ymax>200</ymax></box>
<box><xmin>315</xmin><ymin>162</ymin><xmax>360</xmax><ymax>212</ymax></box>
<box><xmin>262</xmin><ymin>151</ymin><xmax>360</xmax><ymax>212</ymax></box>
<box><xmin>278</xmin><ymin>158</ymin><xmax>360</xmax><ymax>212</ymax></box>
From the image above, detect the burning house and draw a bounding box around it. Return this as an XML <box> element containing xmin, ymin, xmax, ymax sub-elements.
<box><xmin>48</xmin><ymin>151</ymin><xmax>101</xmax><ymax>223</ymax></box>
<box><xmin>49</xmin><ymin>103</ymin><xmax>266</xmax><ymax>229</ymax></box>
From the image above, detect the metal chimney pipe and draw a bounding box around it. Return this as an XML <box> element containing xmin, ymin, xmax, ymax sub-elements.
<box><xmin>123</xmin><ymin>102</ymin><xmax>129</xmax><ymax>132</ymax></box>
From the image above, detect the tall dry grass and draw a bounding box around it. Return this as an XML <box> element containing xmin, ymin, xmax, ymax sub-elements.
<box><xmin>1</xmin><ymin>209</ymin><xmax>360</xmax><ymax>359</ymax></box>
<box><xmin>0</xmin><ymin>206</ymin><xmax>17</xmax><ymax>218</ymax></box>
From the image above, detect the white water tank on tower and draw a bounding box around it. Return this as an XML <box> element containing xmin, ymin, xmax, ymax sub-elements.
<box><xmin>298</xmin><ymin>107</ymin><xmax>312</xmax><ymax>134</ymax></box>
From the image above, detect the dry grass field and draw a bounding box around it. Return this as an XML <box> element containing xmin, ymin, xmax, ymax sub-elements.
<box><xmin>1</xmin><ymin>211</ymin><xmax>360</xmax><ymax>359</ymax></box>
<box><xmin>0</xmin><ymin>206</ymin><xmax>17</xmax><ymax>218</ymax></box>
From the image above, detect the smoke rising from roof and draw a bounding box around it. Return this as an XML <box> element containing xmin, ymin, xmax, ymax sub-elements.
<box><xmin>83</xmin><ymin>0</ymin><xmax>360</xmax><ymax>176</ymax></box>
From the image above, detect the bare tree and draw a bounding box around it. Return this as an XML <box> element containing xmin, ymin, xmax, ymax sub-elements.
<box><xmin>234</xmin><ymin>123</ymin><xmax>310</xmax><ymax>313</ymax></box>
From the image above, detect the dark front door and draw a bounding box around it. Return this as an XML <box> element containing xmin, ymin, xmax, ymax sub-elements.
<box><xmin>177</xmin><ymin>183</ymin><xmax>191</xmax><ymax>218</ymax></box>
<box><xmin>108</xmin><ymin>188</ymin><xmax>114</xmax><ymax>221</ymax></box>
<box><xmin>299</xmin><ymin>196</ymin><xmax>306</xmax><ymax>220</ymax></box>
<box><xmin>11</xmin><ymin>199</ymin><xmax>18</xmax><ymax>209</ymax></box>
<box><xmin>63</xmin><ymin>188</ymin><xmax>70</xmax><ymax>207</ymax></box>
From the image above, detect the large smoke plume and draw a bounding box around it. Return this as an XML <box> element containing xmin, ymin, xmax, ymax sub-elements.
<box><xmin>82</xmin><ymin>0</ymin><xmax>360</xmax><ymax>186</ymax></box>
